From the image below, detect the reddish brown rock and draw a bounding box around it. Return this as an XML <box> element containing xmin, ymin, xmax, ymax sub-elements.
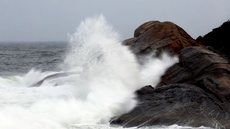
<box><xmin>124</xmin><ymin>21</ymin><xmax>200</xmax><ymax>55</ymax></box>
<box><xmin>157</xmin><ymin>46</ymin><xmax>230</xmax><ymax>101</ymax></box>
<box><xmin>111</xmin><ymin>20</ymin><xmax>230</xmax><ymax>129</ymax></box>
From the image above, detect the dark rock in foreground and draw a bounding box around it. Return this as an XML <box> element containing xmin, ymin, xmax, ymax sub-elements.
<box><xmin>111</xmin><ymin>84</ymin><xmax>230</xmax><ymax>128</ymax></box>
<box><xmin>111</xmin><ymin>21</ymin><xmax>230</xmax><ymax>129</ymax></box>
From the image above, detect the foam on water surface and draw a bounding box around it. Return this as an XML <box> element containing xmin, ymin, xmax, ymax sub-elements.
<box><xmin>0</xmin><ymin>15</ymin><xmax>209</xmax><ymax>129</ymax></box>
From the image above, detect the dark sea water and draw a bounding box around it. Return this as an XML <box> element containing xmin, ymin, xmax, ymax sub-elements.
<box><xmin>0</xmin><ymin>42</ymin><xmax>67</xmax><ymax>76</ymax></box>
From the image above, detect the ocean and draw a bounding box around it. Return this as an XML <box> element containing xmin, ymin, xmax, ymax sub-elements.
<box><xmin>0</xmin><ymin>16</ymin><xmax>211</xmax><ymax>129</ymax></box>
<box><xmin>0</xmin><ymin>42</ymin><xmax>66</xmax><ymax>76</ymax></box>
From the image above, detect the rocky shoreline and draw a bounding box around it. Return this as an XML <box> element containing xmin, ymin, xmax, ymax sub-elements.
<box><xmin>110</xmin><ymin>21</ymin><xmax>230</xmax><ymax>128</ymax></box>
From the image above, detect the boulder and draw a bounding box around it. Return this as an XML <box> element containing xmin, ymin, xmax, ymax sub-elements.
<box><xmin>123</xmin><ymin>21</ymin><xmax>200</xmax><ymax>56</ymax></box>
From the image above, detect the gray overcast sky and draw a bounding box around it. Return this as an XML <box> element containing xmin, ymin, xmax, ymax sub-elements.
<box><xmin>0</xmin><ymin>0</ymin><xmax>229</xmax><ymax>42</ymax></box>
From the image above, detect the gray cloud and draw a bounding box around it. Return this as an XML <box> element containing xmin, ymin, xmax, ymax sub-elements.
<box><xmin>0</xmin><ymin>0</ymin><xmax>229</xmax><ymax>41</ymax></box>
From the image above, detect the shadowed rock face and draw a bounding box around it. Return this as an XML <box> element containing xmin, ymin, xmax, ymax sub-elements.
<box><xmin>111</xmin><ymin>84</ymin><xmax>230</xmax><ymax>128</ymax></box>
<box><xmin>196</xmin><ymin>21</ymin><xmax>230</xmax><ymax>59</ymax></box>
<box><xmin>123</xmin><ymin>21</ymin><xmax>200</xmax><ymax>56</ymax></box>
<box><xmin>111</xmin><ymin>21</ymin><xmax>230</xmax><ymax>129</ymax></box>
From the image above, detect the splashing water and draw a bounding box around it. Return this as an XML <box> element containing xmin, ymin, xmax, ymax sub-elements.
<box><xmin>139</xmin><ymin>53</ymin><xmax>178</xmax><ymax>87</ymax></box>
<box><xmin>0</xmin><ymin>15</ymin><xmax>210</xmax><ymax>129</ymax></box>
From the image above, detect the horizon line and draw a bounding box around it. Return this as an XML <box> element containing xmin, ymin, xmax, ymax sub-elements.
<box><xmin>0</xmin><ymin>41</ymin><xmax>68</xmax><ymax>43</ymax></box>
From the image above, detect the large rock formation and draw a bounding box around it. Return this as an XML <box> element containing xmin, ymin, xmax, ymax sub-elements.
<box><xmin>123</xmin><ymin>21</ymin><xmax>200</xmax><ymax>56</ymax></box>
<box><xmin>110</xmin><ymin>21</ymin><xmax>230</xmax><ymax>129</ymax></box>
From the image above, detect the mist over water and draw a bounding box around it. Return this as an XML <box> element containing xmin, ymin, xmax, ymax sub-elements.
<box><xmin>0</xmin><ymin>15</ymin><xmax>210</xmax><ymax>129</ymax></box>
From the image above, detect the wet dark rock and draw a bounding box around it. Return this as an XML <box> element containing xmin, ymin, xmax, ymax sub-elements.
<box><xmin>111</xmin><ymin>84</ymin><xmax>230</xmax><ymax>128</ymax></box>
<box><xmin>135</xmin><ymin>85</ymin><xmax>155</xmax><ymax>96</ymax></box>
<box><xmin>111</xmin><ymin>21</ymin><xmax>230</xmax><ymax>129</ymax></box>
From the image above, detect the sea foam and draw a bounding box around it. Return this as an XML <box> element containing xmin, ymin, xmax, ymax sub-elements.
<box><xmin>0</xmin><ymin>15</ymin><xmax>183</xmax><ymax>129</ymax></box>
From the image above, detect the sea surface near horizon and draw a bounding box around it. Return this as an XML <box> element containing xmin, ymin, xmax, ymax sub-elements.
<box><xmin>0</xmin><ymin>42</ymin><xmax>67</xmax><ymax>76</ymax></box>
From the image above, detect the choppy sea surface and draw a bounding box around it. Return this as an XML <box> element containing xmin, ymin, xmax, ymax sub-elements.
<box><xmin>0</xmin><ymin>16</ymin><xmax>212</xmax><ymax>129</ymax></box>
<box><xmin>0</xmin><ymin>42</ymin><xmax>66</xmax><ymax>76</ymax></box>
